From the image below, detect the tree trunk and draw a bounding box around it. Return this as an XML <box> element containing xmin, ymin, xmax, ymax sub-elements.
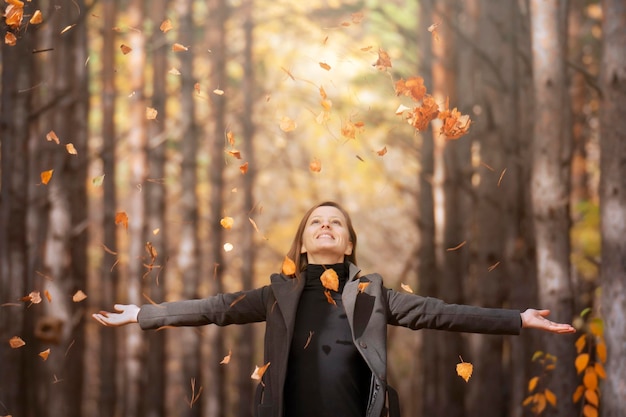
<box><xmin>599</xmin><ymin>0</ymin><xmax>626</xmax><ymax>415</ymax></box>
<box><xmin>529</xmin><ymin>1</ymin><xmax>578</xmax><ymax>416</ymax></box>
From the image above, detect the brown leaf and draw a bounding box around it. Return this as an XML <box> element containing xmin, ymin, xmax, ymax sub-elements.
<box><xmin>446</xmin><ymin>241</ymin><xmax>466</xmax><ymax>251</ymax></box>
<box><xmin>9</xmin><ymin>336</ymin><xmax>26</xmax><ymax>349</ymax></box>
<box><xmin>120</xmin><ymin>44</ymin><xmax>132</xmax><ymax>55</ymax></box>
<box><xmin>376</xmin><ymin>146</ymin><xmax>387</xmax><ymax>156</ymax></box>
<box><xmin>281</xmin><ymin>256</ymin><xmax>296</xmax><ymax>276</ymax></box>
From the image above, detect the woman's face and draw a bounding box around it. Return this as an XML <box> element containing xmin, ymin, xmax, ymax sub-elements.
<box><xmin>300</xmin><ymin>206</ymin><xmax>353</xmax><ymax>265</ymax></box>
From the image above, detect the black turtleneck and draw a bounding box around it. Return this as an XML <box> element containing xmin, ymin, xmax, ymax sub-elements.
<box><xmin>283</xmin><ymin>263</ymin><xmax>372</xmax><ymax>417</ymax></box>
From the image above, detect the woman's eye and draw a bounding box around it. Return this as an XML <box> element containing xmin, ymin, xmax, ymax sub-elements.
<box><xmin>310</xmin><ymin>219</ymin><xmax>320</xmax><ymax>224</ymax></box>
<box><xmin>332</xmin><ymin>220</ymin><xmax>341</xmax><ymax>225</ymax></box>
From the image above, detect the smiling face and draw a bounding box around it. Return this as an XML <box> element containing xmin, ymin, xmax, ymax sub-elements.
<box><xmin>300</xmin><ymin>206</ymin><xmax>354</xmax><ymax>265</ymax></box>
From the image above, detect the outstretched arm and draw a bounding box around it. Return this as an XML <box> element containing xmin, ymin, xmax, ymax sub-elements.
<box><xmin>92</xmin><ymin>304</ymin><xmax>140</xmax><ymax>327</ymax></box>
<box><xmin>521</xmin><ymin>309</ymin><xmax>575</xmax><ymax>334</ymax></box>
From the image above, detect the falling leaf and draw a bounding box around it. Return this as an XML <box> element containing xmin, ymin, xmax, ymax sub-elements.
<box><xmin>65</xmin><ymin>143</ymin><xmax>78</xmax><ymax>155</ymax></box>
<box><xmin>341</xmin><ymin>120</ymin><xmax>364</xmax><ymax>140</ymax></box>
<box><xmin>220</xmin><ymin>217</ymin><xmax>234</xmax><ymax>230</ymax></box>
<box><xmin>152</xmin><ymin>228</ymin><xmax>160</xmax><ymax>235</ymax></box>
<box><xmin>358</xmin><ymin>282</ymin><xmax>370</xmax><ymax>293</ymax></box>
<box><xmin>5</xmin><ymin>3</ymin><xmax>24</xmax><ymax>30</ymax></box>
<box><xmin>220</xmin><ymin>350</ymin><xmax>232</xmax><ymax>364</ymax></box>
<box><xmin>279</xmin><ymin>116</ymin><xmax>297</xmax><ymax>132</ymax></box>
<box><xmin>39</xmin><ymin>348</ymin><xmax>51</xmax><ymax>361</ymax></box>
<box><xmin>487</xmin><ymin>261</ymin><xmax>500</xmax><ymax>272</ymax></box>
<box><xmin>30</xmin><ymin>10</ymin><xmax>43</xmax><ymax>25</ymax></box>
<box><xmin>146</xmin><ymin>107</ymin><xmax>158</xmax><ymax>120</ymax></box>
<box><xmin>5</xmin><ymin>32</ymin><xmax>17</xmax><ymax>46</ymax></box>
<box><xmin>497</xmin><ymin>168</ymin><xmax>507</xmax><ymax>187</ymax></box>
<box><xmin>376</xmin><ymin>146</ymin><xmax>387</xmax><ymax>156</ymax></box>
<box><xmin>41</xmin><ymin>169</ymin><xmax>54</xmax><ymax>185</ymax></box>
<box><xmin>239</xmin><ymin>162</ymin><xmax>248</xmax><ymax>174</ymax></box>
<box><xmin>46</xmin><ymin>130</ymin><xmax>60</xmax><ymax>144</ymax></box>
<box><xmin>439</xmin><ymin>98</ymin><xmax>471</xmax><ymax>139</ymax></box>
<box><xmin>22</xmin><ymin>291</ymin><xmax>42</xmax><ymax>304</ymax></box>
<box><xmin>72</xmin><ymin>290</ymin><xmax>87</xmax><ymax>302</ymax></box>
<box><xmin>351</xmin><ymin>12</ymin><xmax>364</xmax><ymax>24</ymax></box>
<box><xmin>226</xmin><ymin>149</ymin><xmax>242</xmax><ymax>159</ymax></box>
<box><xmin>456</xmin><ymin>358</ymin><xmax>473</xmax><ymax>382</ymax></box>
<box><xmin>428</xmin><ymin>22</ymin><xmax>440</xmax><ymax>42</ymax></box>
<box><xmin>229</xmin><ymin>294</ymin><xmax>246</xmax><ymax>308</ymax></box>
<box><xmin>309</xmin><ymin>158</ymin><xmax>322</xmax><ymax>173</ymax></box>
<box><xmin>226</xmin><ymin>131</ymin><xmax>236</xmax><ymax>145</ymax></box>
<box><xmin>9</xmin><ymin>336</ymin><xmax>25</xmax><ymax>349</ymax></box>
<box><xmin>360</xmin><ymin>45</ymin><xmax>373</xmax><ymax>52</ymax></box>
<box><xmin>44</xmin><ymin>290</ymin><xmax>52</xmax><ymax>302</ymax></box>
<box><xmin>373</xmin><ymin>48</ymin><xmax>392</xmax><ymax>70</ymax></box>
<box><xmin>120</xmin><ymin>44</ymin><xmax>132</xmax><ymax>54</ymax></box>
<box><xmin>319</xmin><ymin>62</ymin><xmax>331</xmax><ymax>71</ymax></box>
<box><xmin>168</xmin><ymin>67</ymin><xmax>181</xmax><ymax>75</ymax></box>
<box><xmin>160</xmin><ymin>19</ymin><xmax>172</xmax><ymax>33</ymax></box>
<box><xmin>251</xmin><ymin>362</ymin><xmax>270</xmax><ymax>380</ymax></box>
<box><xmin>115</xmin><ymin>211</ymin><xmax>129</xmax><ymax>230</ymax></box>
<box><xmin>223</xmin><ymin>243</ymin><xmax>233</xmax><ymax>252</ymax></box>
<box><xmin>395</xmin><ymin>77</ymin><xmax>427</xmax><ymax>102</ymax></box>
<box><xmin>304</xmin><ymin>331</ymin><xmax>314</xmax><ymax>349</ymax></box>
<box><xmin>400</xmin><ymin>283</ymin><xmax>414</xmax><ymax>293</ymax></box>
<box><xmin>324</xmin><ymin>289</ymin><xmax>337</xmax><ymax>306</ymax></box>
<box><xmin>92</xmin><ymin>174</ymin><xmax>105</xmax><ymax>187</ymax></box>
<box><xmin>320</xmin><ymin>268</ymin><xmax>338</xmax><ymax>292</ymax></box>
<box><xmin>406</xmin><ymin>95</ymin><xmax>439</xmax><ymax>131</ymax></box>
<box><xmin>60</xmin><ymin>24</ymin><xmax>76</xmax><ymax>35</ymax></box>
<box><xmin>172</xmin><ymin>43</ymin><xmax>188</xmax><ymax>52</ymax></box>
<box><xmin>213</xmin><ymin>88</ymin><xmax>224</xmax><ymax>95</ymax></box>
<box><xmin>281</xmin><ymin>256</ymin><xmax>296</xmax><ymax>275</ymax></box>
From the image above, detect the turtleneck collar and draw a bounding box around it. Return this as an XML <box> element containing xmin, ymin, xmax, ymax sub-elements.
<box><xmin>304</xmin><ymin>262</ymin><xmax>349</xmax><ymax>292</ymax></box>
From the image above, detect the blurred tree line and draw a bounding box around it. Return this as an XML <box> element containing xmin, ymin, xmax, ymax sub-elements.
<box><xmin>1</xmin><ymin>0</ymin><xmax>624</xmax><ymax>417</ymax></box>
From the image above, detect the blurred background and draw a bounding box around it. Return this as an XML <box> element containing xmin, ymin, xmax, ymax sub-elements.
<box><xmin>1</xmin><ymin>0</ymin><xmax>624</xmax><ymax>416</ymax></box>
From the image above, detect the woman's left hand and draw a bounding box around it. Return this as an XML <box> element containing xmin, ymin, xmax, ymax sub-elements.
<box><xmin>521</xmin><ymin>309</ymin><xmax>576</xmax><ymax>334</ymax></box>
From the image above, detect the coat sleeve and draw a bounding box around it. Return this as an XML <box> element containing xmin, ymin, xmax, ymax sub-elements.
<box><xmin>385</xmin><ymin>288</ymin><xmax>522</xmax><ymax>335</ymax></box>
<box><xmin>137</xmin><ymin>286</ymin><xmax>270</xmax><ymax>330</ymax></box>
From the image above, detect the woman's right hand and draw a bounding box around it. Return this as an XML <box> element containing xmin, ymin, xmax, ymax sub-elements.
<box><xmin>92</xmin><ymin>304</ymin><xmax>140</xmax><ymax>327</ymax></box>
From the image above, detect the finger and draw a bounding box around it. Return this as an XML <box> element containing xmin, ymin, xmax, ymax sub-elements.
<box><xmin>98</xmin><ymin>310</ymin><xmax>110</xmax><ymax>317</ymax></box>
<box><xmin>114</xmin><ymin>304</ymin><xmax>125</xmax><ymax>312</ymax></box>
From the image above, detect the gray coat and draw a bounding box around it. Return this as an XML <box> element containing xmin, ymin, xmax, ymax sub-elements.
<box><xmin>138</xmin><ymin>263</ymin><xmax>522</xmax><ymax>417</ymax></box>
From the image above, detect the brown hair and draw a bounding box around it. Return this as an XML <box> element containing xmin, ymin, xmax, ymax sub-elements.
<box><xmin>284</xmin><ymin>201</ymin><xmax>358</xmax><ymax>279</ymax></box>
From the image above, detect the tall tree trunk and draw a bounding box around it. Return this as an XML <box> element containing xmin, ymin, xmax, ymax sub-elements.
<box><xmin>99</xmin><ymin>1</ymin><xmax>120</xmax><ymax>417</ymax></box>
<box><xmin>142</xmin><ymin>1</ymin><xmax>169</xmax><ymax>416</ymax></box>
<box><xmin>0</xmin><ymin>11</ymin><xmax>34</xmax><ymax>417</ymax></box>
<box><xmin>430</xmin><ymin>2</ymin><xmax>467</xmax><ymax>417</ymax></box>
<box><xmin>529</xmin><ymin>1</ymin><xmax>577</xmax><ymax>416</ymax></box>
<box><xmin>599</xmin><ymin>0</ymin><xmax>626</xmax><ymax>415</ymax></box>
<box><xmin>204</xmin><ymin>0</ymin><xmax>229</xmax><ymax>416</ymax></box>
<box><xmin>237</xmin><ymin>1</ymin><xmax>257</xmax><ymax>416</ymax></box>
<box><xmin>175</xmin><ymin>1</ymin><xmax>202</xmax><ymax>416</ymax></box>
<box><xmin>123</xmin><ymin>1</ymin><xmax>148</xmax><ymax>416</ymax></box>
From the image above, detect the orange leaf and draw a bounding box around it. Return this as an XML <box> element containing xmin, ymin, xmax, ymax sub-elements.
<box><xmin>319</xmin><ymin>62</ymin><xmax>331</xmax><ymax>71</ymax></box>
<box><xmin>120</xmin><ymin>44</ymin><xmax>132</xmax><ymax>54</ymax></box>
<box><xmin>226</xmin><ymin>131</ymin><xmax>235</xmax><ymax>146</ymax></box>
<box><xmin>160</xmin><ymin>19</ymin><xmax>172</xmax><ymax>33</ymax></box>
<box><xmin>5</xmin><ymin>4</ymin><xmax>24</xmax><ymax>30</ymax></box>
<box><xmin>220</xmin><ymin>350</ymin><xmax>232</xmax><ymax>364</ymax></box>
<box><xmin>596</xmin><ymin>342</ymin><xmax>607</xmax><ymax>363</ymax></box>
<box><xmin>251</xmin><ymin>362</ymin><xmax>270</xmax><ymax>380</ymax></box>
<box><xmin>39</xmin><ymin>348</ymin><xmax>50</xmax><ymax>361</ymax></box>
<box><xmin>456</xmin><ymin>361</ymin><xmax>473</xmax><ymax>382</ymax></box>
<box><xmin>528</xmin><ymin>376</ymin><xmax>539</xmax><ymax>392</ymax></box>
<box><xmin>65</xmin><ymin>143</ymin><xmax>78</xmax><ymax>155</ymax></box>
<box><xmin>594</xmin><ymin>362</ymin><xmax>606</xmax><ymax>379</ymax></box>
<box><xmin>584</xmin><ymin>389</ymin><xmax>599</xmax><ymax>407</ymax></box>
<box><xmin>46</xmin><ymin>130</ymin><xmax>60</xmax><ymax>144</ymax></box>
<box><xmin>22</xmin><ymin>291</ymin><xmax>42</xmax><ymax>304</ymax></box>
<box><xmin>40</xmin><ymin>169</ymin><xmax>54</xmax><ymax>185</ymax></box>
<box><xmin>279</xmin><ymin>116</ymin><xmax>297</xmax><ymax>132</ymax></box>
<box><xmin>400</xmin><ymin>283</ymin><xmax>414</xmax><ymax>293</ymax></box>
<box><xmin>320</xmin><ymin>268</ymin><xmax>339</xmax><ymax>292</ymax></box>
<box><xmin>575</xmin><ymin>334</ymin><xmax>587</xmax><ymax>353</ymax></box>
<box><xmin>30</xmin><ymin>10</ymin><xmax>43</xmax><ymax>25</ymax></box>
<box><xmin>572</xmin><ymin>385</ymin><xmax>584</xmax><ymax>403</ymax></box>
<box><xmin>9</xmin><ymin>336</ymin><xmax>26</xmax><ymax>348</ymax></box>
<box><xmin>544</xmin><ymin>388</ymin><xmax>557</xmax><ymax>406</ymax></box>
<box><xmin>239</xmin><ymin>162</ymin><xmax>248</xmax><ymax>174</ymax></box>
<box><xmin>583</xmin><ymin>367</ymin><xmax>598</xmax><ymax>391</ymax></box>
<box><xmin>583</xmin><ymin>404</ymin><xmax>598</xmax><ymax>417</ymax></box>
<box><xmin>575</xmin><ymin>353</ymin><xmax>590</xmax><ymax>374</ymax></box>
<box><xmin>535</xmin><ymin>393</ymin><xmax>547</xmax><ymax>413</ymax></box>
<box><xmin>373</xmin><ymin>48</ymin><xmax>392</xmax><ymax>70</ymax></box>
<box><xmin>72</xmin><ymin>290</ymin><xmax>87</xmax><ymax>302</ymax></box>
<box><xmin>172</xmin><ymin>43</ymin><xmax>188</xmax><ymax>52</ymax></box>
<box><xmin>281</xmin><ymin>256</ymin><xmax>296</xmax><ymax>275</ymax></box>
<box><xmin>376</xmin><ymin>146</ymin><xmax>387</xmax><ymax>156</ymax></box>
<box><xmin>146</xmin><ymin>107</ymin><xmax>158</xmax><ymax>120</ymax></box>
<box><xmin>115</xmin><ymin>211</ymin><xmax>129</xmax><ymax>230</ymax></box>
<box><xmin>406</xmin><ymin>95</ymin><xmax>439</xmax><ymax>131</ymax></box>
<box><xmin>309</xmin><ymin>158</ymin><xmax>322</xmax><ymax>173</ymax></box>
<box><xmin>5</xmin><ymin>32</ymin><xmax>17</xmax><ymax>46</ymax></box>
<box><xmin>44</xmin><ymin>290</ymin><xmax>52</xmax><ymax>302</ymax></box>
<box><xmin>220</xmin><ymin>217</ymin><xmax>234</xmax><ymax>230</ymax></box>
<box><xmin>357</xmin><ymin>282</ymin><xmax>369</xmax><ymax>293</ymax></box>
<box><xmin>439</xmin><ymin>98</ymin><xmax>471</xmax><ymax>140</ymax></box>
<box><xmin>323</xmin><ymin>289</ymin><xmax>337</xmax><ymax>306</ymax></box>
<box><xmin>395</xmin><ymin>77</ymin><xmax>427</xmax><ymax>102</ymax></box>
<box><xmin>226</xmin><ymin>149</ymin><xmax>241</xmax><ymax>159</ymax></box>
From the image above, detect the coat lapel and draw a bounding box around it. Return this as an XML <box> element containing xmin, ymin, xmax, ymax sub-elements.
<box><xmin>271</xmin><ymin>275</ymin><xmax>305</xmax><ymax>338</ymax></box>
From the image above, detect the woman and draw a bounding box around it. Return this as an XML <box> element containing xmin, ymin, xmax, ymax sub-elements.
<box><xmin>93</xmin><ymin>201</ymin><xmax>575</xmax><ymax>417</ymax></box>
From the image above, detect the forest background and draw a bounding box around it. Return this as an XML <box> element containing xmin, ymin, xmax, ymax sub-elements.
<box><xmin>1</xmin><ymin>0</ymin><xmax>624</xmax><ymax>417</ymax></box>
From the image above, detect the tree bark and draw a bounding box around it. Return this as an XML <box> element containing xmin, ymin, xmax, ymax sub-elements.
<box><xmin>599</xmin><ymin>0</ymin><xmax>626</xmax><ymax>415</ymax></box>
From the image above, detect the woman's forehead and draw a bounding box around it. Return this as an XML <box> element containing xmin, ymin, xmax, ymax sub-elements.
<box><xmin>308</xmin><ymin>206</ymin><xmax>346</xmax><ymax>219</ymax></box>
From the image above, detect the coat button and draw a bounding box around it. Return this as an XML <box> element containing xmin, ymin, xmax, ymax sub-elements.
<box><xmin>359</xmin><ymin>341</ymin><xmax>367</xmax><ymax>348</ymax></box>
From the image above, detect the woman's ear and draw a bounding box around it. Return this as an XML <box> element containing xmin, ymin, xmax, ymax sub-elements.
<box><xmin>344</xmin><ymin>241</ymin><xmax>353</xmax><ymax>256</ymax></box>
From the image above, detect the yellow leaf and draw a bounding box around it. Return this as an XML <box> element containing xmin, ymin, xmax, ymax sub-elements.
<box><xmin>39</xmin><ymin>348</ymin><xmax>50</xmax><ymax>361</ymax></box>
<box><xmin>584</xmin><ymin>389</ymin><xmax>599</xmax><ymax>407</ymax></box>
<box><xmin>531</xmin><ymin>351</ymin><xmax>544</xmax><ymax>361</ymax></box>
<box><xmin>575</xmin><ymin>334</ymin><xmax>587</xmax><ymax>353</ymax></box>
<box><xmin>583</xmin><ymin>404</ymin><xmax>598</xmax><ymax>417</ymax></box>
<box><xmin>456</xmin><ymin>361</ymin><xmax>473</xmax><ymax>382</ymax></box>
<box><xmin>220</xmin><ymin>217</ymin><xmax>234</xmax><ymax>230</ymax></box>
<box><xmin>320</xmin><ymin>268</ymin><xmax>339</xmax><ymax>292</ymax></box>
<box><xmin>72</xmin><ymin>290</ymin><xmax>87</xmax><ymax>302</ymax></box>
<box><xmin>572</xmin><ymin>385</ymin><xmax>585</xmax><ymax>403</ymax></box>
<box><xmin>588</xmin><ymin>318</ymin><xmax>603</xmax><ymax>337</ymax></box>
<box><xmin>65</xmin><ymin>143</ymin><xmax>78</xmax><ymax>155</ymax></box>
<box><xmin>575</xmin><ymin>353</ymin><xmax>590</xmax><ymax>374</ymax></box>
<box><xmin>9</xmin><ymin>336</ymin><xmax>26</xmax><ymax>349</ymax></box>
<box><xmin>251</xmin><ymin>362</ymin><xmax>270</xmax><ymax>380</ymax></box>
<box><xmin>41</xmin><ymin>169</ymin><xmax>54</xmax><ymax>185</ymax></box>
<box><xmin>60</xmin><ymin>24</ymin><xmax>75</xmax><ymax>34</ymax></box>
<box><xmin>281</xmin><ymin>256</ymin><xmax>296</xmax><ymax>275</ymax></box>
<box><xmin>92</xmin><ymin>174</ymin><xmax>105</xmax><ymax>187</ymax></box>
<box><xmin>544</xmin><ymin>388</ymin><xmax>557</xmax><ymax>406</ymax></box>
<box><xmin>594</xmin><ymin>362</ymin><xmax>606</xmax><ymax>379</ymax></box>
<box><xmin>583</xmin><ymin>367</ymin><xmax>598</xmax><ymax>391</ymax></box>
